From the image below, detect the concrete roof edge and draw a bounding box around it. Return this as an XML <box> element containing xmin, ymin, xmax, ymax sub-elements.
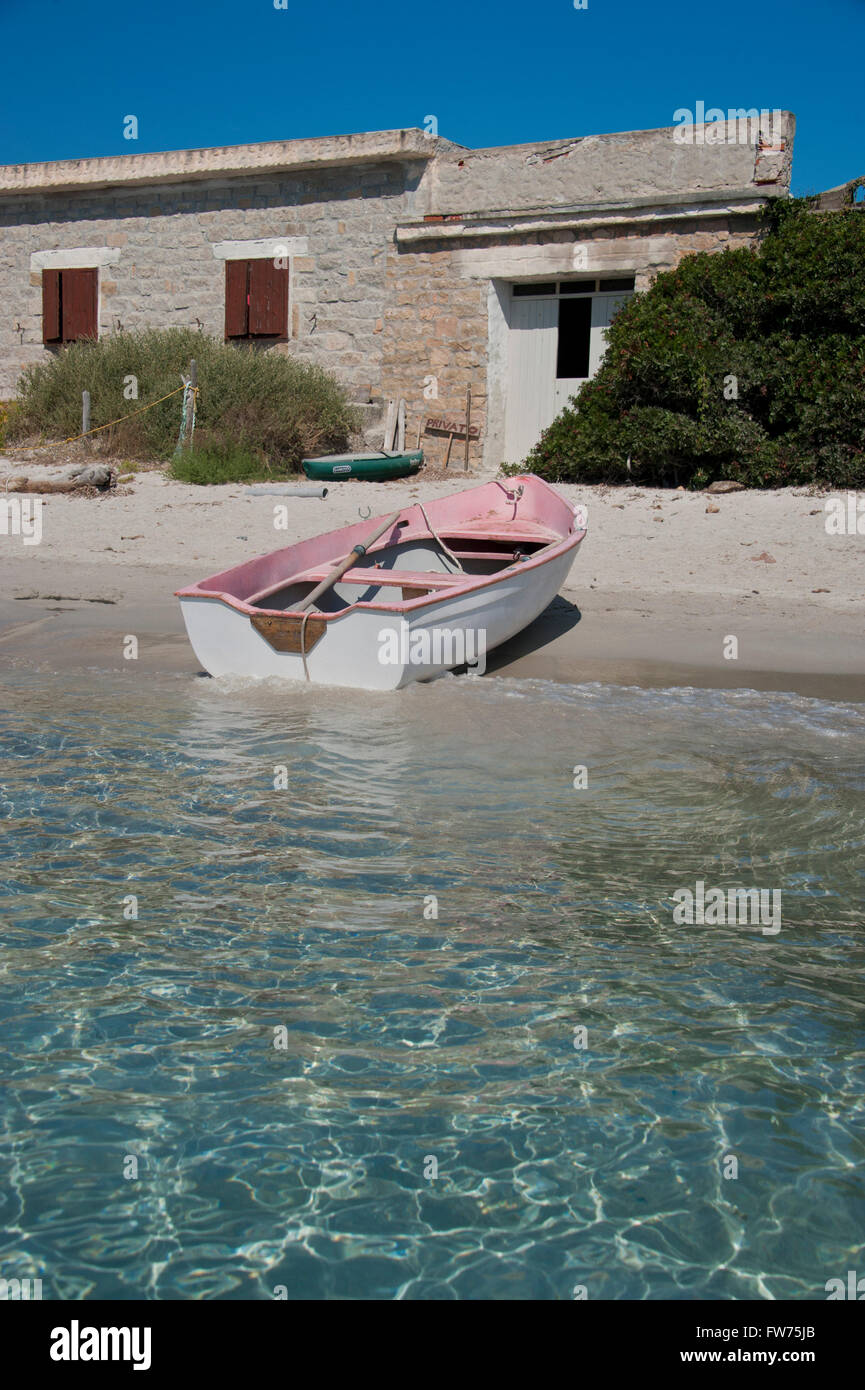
<box><xmin>0</xmin><ymin>128</ymin><xmax>465</xmax><ymax>196</ymax></box>
<box><xmin>461</xmin><ymin>112</ymin><xmax>795</xmax><ymax>158</ymax></box>
<box><xmin>0</xmin><ymin>117</ymin><xmax>797</xmax><ymax>196</ymax></box>
<box><xmin>398</xmin><ymin>186</ymin><xmax>773</xmax><ymax>231</ymax></box>
<box><xmin>815</xmin><ymin>174</ymin><xmax>865</xmax><ymax>195</ymax></box>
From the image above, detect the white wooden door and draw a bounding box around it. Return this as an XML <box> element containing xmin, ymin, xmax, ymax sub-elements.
<box><xmin>554</xmin><ymin>374</ymin><xmax>583</xmax><ymax>414</ymax></box>
<box><xmin>555</xmin><ymin>294</ymin><xmax>631</xmax><ymax>413</ymax></box>
<box><xmin>588</xmin><ymin>294</ymin><xmax>629</xmax><ymax>376</ymax></box>
<box><xmin>504</xmin><ymin>290</ymin><xmax>632</xmax><ymax>462</ymax></box>
<box><xmin>504</xmin><ymin>296</ymin><xmax>558</xmax><ymax>463</ymax></box>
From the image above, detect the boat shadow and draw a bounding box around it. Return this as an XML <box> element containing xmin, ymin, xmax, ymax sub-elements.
<box><xmin>483</xmin><ymin>594</ymin><xmax>582</xmax><ymax>674</ymax></box>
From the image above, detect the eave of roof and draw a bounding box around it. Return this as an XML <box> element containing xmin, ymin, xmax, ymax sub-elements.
<box><xmin>0</xmin><ymin>128</ymin><xmax>462</xmax><ymax>197</ymax></box>
<box><xmin>396</xmin><ymin>188</ymin><xmax>773</xmax><ymax>244</ymax></box>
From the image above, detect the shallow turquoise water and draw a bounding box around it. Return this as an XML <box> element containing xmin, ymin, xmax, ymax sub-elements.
<box><xmin>1</xmin><ymin>671</ymin><xmax>864</xmax><ymax>1299</ymax></box>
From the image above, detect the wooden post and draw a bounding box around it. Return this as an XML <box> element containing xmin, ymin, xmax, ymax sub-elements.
<box><xmin>382</xmin><ymin>400</ymin><xmax>396</xmax><ymax>452</ymax></box>
<box><xmin>184</xmin><ymin>359</ymin><xmax>197</xmax><ymax>450</ymax></box>
<box><xmin>464</xmin><ymin>385</ymin><xmax>471</xmax><ymax>471</ymax></box>
<box><xmin>81</xmin><ymin>390</ymin><xmax>91</xmax><ymax>447</ymax></box>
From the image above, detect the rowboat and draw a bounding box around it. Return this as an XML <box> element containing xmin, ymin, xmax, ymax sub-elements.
<box><xmin>176</xmin><ymin>473</ymin><xmax>587</xmax><ymax>690</ymax></box>
<box><xmin>302</xmin><ymin>450</ymin><xmax>423</xmax><ymax>482</ymax></box>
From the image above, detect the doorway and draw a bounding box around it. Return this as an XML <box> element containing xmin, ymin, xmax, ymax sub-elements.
<box><xmin>504</xmin><ymin>277</ymin><xmax>633</xmax><ymax>462</ymax></box>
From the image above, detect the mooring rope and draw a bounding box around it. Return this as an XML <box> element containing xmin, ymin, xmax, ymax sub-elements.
<box><xmin>418</xmin><ymin>501</ymin><xmax>463</xmax><ymax>572</ymax></box>
<box><xmin>300</xmin><ymin>610</ymin><xmax>314</xmax><ymax>682</ymax></box>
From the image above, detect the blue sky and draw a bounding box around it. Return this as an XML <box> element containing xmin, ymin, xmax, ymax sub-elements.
<box><xmin>0</xmin><ymin>0</ymin><xmax>861</xmax><ymax>195</ymax></box>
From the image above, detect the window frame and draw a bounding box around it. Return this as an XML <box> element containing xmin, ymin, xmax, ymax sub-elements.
<box><xmin>42</xmin><ymin>266</ymin><xmax>99</xmax><ymax>346</ymax></box>
<box><xmin>509</xmin><ymin>277</ymin><xmax>636</xmax><ymax>386</ymax></box>
<box><xmin>224</xmin><ymin>257</ymin><xmax>290</xmax><ymax>343</ymax></box>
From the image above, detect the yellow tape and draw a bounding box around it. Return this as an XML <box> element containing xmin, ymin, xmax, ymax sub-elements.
<box><xmin>12</xmin><ymin>383</ymin><xmax>194</xmax><ymax>454</ymax></box>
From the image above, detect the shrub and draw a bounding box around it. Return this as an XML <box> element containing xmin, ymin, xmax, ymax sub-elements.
<box><xmin>170</xmin><ymin>442</ymin><xmax>275</xmax><ymax>485</ymax></box>
<box><xmin>0</xmin><ymin>400</ymin><xmax>16</xmax><ymax>451</ymax></box>
<box><xmin>10</xmin><ymin>328</ymin><xmax>358</xmax><ymax>481</ymax></box>
<box><xmin>525</xmin><ymin>199</ymin><xmax>865</xmax><ymax>488</ymax></box>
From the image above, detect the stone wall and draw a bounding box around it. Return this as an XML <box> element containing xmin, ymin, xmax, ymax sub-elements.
<box><xmin>384</xmin><ymin>211</ymin><xmax>762</xmax><ymax>469</ymax></box>
<box><xmin>0</xmin><ymin>118</ymin><xmax>794</xmax><ymax>458</ymax></box>
<box><xmin>0</xmin><ymin>158</ymin><xmax>427</xmax><ymax>398</ymax></box>
<box><xmin>380</xmin><ymin>244</ymin><xmax>489</xmax><ymax>468</ymax></box>
<box><xmin>428</xmin><ymin>116</ymin><xmax>795</xmax><ymax>216</ymax></box>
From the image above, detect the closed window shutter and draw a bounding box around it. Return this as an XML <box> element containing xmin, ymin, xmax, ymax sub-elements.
<box><xmin>42</xmin><ymin>269</ymin><xmax>61</xmax><ymax>343</ymax></box>
<box><xmin>225</xmin><ymin>260</ymin><xmax>250</xmax><ymax>337</ymax></box>
<box><xmin>249</xmin><ymin>259</ymin><xmax>288</xmax><ymax>337</ymax></box>
<box><xmin>62</xmin><ymin>268</ymin><xmax>98</xmax><ymax>340</ymax></box>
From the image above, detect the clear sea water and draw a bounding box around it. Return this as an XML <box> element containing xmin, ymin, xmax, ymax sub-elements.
<box><xmin>1</xmin><ymin>670</ymin><xmax>863</xmax><ymax>1300</ymax></box>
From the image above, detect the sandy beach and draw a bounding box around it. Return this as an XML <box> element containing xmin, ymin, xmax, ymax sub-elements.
<box><xmin>1</xmin><ymin>464</ymin><xmax>863</xmax><ymax>700</ymax></box>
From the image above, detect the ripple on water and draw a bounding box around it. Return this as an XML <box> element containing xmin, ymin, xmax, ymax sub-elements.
<box><xmin>0</xmin><ymin>673</ymin><xmax>864</xmax><ymax>1299</ymax></box>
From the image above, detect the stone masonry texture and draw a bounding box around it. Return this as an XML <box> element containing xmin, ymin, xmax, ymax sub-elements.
<box><xmin>0</xmin><ymin>119</ymin><xmax>795</xmax><ymax>466</ymax></box>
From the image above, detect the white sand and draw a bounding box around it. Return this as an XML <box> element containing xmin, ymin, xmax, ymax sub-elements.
<box><xmin>1</xmin><ymin>466</ymin><xmax>863</xmax><ymax>699</ymax></box>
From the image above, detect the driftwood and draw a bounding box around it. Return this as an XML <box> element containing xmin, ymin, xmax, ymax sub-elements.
<box><xmin>382</xmin><ymin>400</ymin><xmax>396</xmax><ymax>452</ymax></box>
<box><xmin>4</xmin><ymin>464</ymin><xmax>115</xmax><ymax>494</ymax></box>
<box><xmin>705</xmin><ymin>479</ymin><xmax>746</xmax><ymax>494</ymax></box>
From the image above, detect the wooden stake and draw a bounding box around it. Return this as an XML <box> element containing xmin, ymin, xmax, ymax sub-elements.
<box><xmin>184</xmin><ymin>359</ymin><xmax>197</xmax><ymax>450</ymax></box>
<box><xmin>382</xmin><ymin>400</ymin><xmax>396</xmax><ymax>452</ymax></box>
<box><xmin>82</xmin><ymin>390</ymin><xmax>91</xmax><ymax>449</ymax></box>
<box><xmin>464</xmin><ymin>385</ymin><xmax>471</xmax><ymax>471</ymax></box>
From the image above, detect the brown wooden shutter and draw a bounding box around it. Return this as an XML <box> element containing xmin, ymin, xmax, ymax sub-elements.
<box><xmin>225</xmin><ymin>260</ymin><xmax>250</xmax><ymax>338</ymax></box>
<box><xmin>42</xmin><ymin>269</ymin><xmax>61</xmax><ymax>343</ymax></box>
<box><xmin>249</xmin><ymin>259</ymin><xmax>288</xmax><ymax>337</ymax></box>
<box><xmin>62</xmin><ymin>268</ymin><xmax>98</xmax><ymax>340</ymax></box>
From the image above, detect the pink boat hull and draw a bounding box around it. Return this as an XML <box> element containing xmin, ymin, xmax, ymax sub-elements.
<box><xmin>176</xmin><ymin>474</ymin><xmax>587</xmax><ymax>689</ymax></box>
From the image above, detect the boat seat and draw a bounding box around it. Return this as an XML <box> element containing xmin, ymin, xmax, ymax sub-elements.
<box><xmin>444</xmin><ymin>522</ymin><xmax>560</xmax><ymax>543</ymax></box>
<box><xmin>294</xmin><ymin>566</ymin><xmax>466</xmax><ymax>591</ymax></box>
<box><xmin>247</xmin><ymin>566</ymin><xmax>466</xmax><ymax>609</ymax></box>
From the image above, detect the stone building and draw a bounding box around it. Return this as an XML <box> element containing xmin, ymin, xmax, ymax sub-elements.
<box><xmin>0</xmin><ymin>115</ymin><xmax>794</xmax><ymax>466</ymax></box>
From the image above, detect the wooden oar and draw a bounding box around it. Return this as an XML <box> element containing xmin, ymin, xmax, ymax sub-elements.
<box><xmin>297</xmin><ymin>511</ymin><xmax>402</xmax><ymax>612</ymax></box>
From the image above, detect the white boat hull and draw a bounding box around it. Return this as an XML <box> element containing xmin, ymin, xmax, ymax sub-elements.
<box><xmin>179</xmin><ymin>543</ymin><xmax>581</xmax><ymax>690</ymax></box>
<box><xmin>177</xmin><ymin>475</ymin><xmax>587</xmax><ymax>690</ymax></box>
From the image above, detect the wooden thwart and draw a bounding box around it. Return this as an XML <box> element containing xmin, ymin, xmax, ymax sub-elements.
<box><xmin>297</xmin><ymin>511</ymin><xmax>402</xmax><ymax>612</ymax></box>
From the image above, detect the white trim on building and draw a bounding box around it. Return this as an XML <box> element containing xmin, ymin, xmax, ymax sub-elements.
<box><xmin>30</xmin><ymin>247</ymin><xmax>121</xmax><ymax>271</ymax></box>
<box><xmin>210</xmin><ymin>238</ymin><xmax>309</xmax><ymax>261</ymax></box>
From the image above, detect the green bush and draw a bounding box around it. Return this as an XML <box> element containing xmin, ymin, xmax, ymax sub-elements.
<box><xmin>525</xmin><ymin>199</ymin><xmax>865</xmax><ymax>488</ymax></box>
<box><xmin>11</xmin><ymin>328</ymin><xmax>358</xmax><ymax>481</ymax></box>
<box><xmin>0</xmin><ymin>400</ymin><xmax>16</xmax><ymax>451</ymax></box>
<box><xmin>170</xmin><ymin>442</ymin><xmax>274</xmax><ymax>485</ymax></box>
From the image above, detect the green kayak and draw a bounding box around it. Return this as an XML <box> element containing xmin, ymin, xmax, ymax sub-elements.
<box><xmin>302</xmin><ymin>450</ymin><xmax>423</xmax><ymax>482</ymax></box>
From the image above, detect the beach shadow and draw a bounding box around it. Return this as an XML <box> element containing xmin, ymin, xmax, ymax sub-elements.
<box><xmin>483</xmin><ymin>594</ymin><xmax>582</xmax><ymax>674</ymax></box>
